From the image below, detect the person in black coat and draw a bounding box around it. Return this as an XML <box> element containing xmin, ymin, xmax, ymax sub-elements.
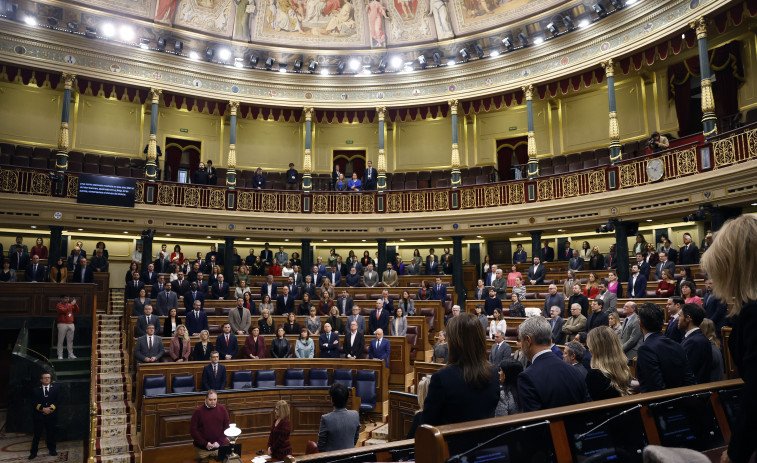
<box><xmin>30</xmin><ymin>372</ymin><xmax>59</xmax><ymax>459</ymax></box>
<box><xmin>201</xmin><ymin>352</ymin><xmax>227</xmax><ymax>391</ymax></box>
<box><xmin>679</xmin><ymin>303</ymin><xmax>713</xmax><ymax>384</ymax></box>
<box><xmin>678</xmin><ymin>233</ymin><xmax>700</xmax><ymax>265</ymax></box>
<box><xmin>517</xmin><ymin>316</ymin><xmax>588</xmax><ymax>412</ymax></box>
<box><xmin>422</xmin><ymin>313</ymin><xmax>500</xmax><ymax>426</ymax></box>
<box><xmin>636</xmin><ymin>302</ymin><xmax>695</xmax><ymax>393</ymax></box>
<box><xmin>586</xmin><ymin>299</ymin><xmax>609</xmax><ymax>332</ymax></box>
<box><xmin>192</xmin><ymin>162</ymin><xmax>209</xmax><ymax>184</ymax></box>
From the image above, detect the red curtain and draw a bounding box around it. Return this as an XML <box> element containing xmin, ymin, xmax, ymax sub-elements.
<box><xmin>496</xmin><ymin>137</ymin><xmax>528</xmax><ymax>180</ymax></box>
<box><xmin>332</xmin><ymin>150</ymin><xmax>366</xmax><ymax>178</ymax></box>
<box><xmin>164</xmin><ymin>138</ymin><xmax>201</xmax><ymax>181</ymax></box>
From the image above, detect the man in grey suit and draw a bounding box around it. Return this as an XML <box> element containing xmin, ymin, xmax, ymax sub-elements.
<box><xmin>597</xmin><ymin>280</ymin><xmax>618</xmax><ymax>314</ymax></box>
<box><xmin>135</xmin><ymin>305</ymin><xmax>160</xmax><ymax>338</ymax></box>
<box><xmin>548</xmin><ymin>306</ymin><xmax>566</xmax><ymax>344</ymax></box>
<box><xmin>228</xmin><ymin>297</ymin><xmax>252</xmax><ymax>335</ymax></box>
<box><xmin>156</xmin><ymin>282</ymin><xmax>178</xmax><ymax>316</ymax></box>
<box><xmin>489</xmin><ymin>331</ymin><xmax>512</xmax><ymax>365</ymax></box>
<box><xmin>347</xmin><ymin>306</ymin><xmax>366</xmax><ymax>334</ymax></box>
<box><xmin>654</xmin><ymin>251</ymin><xmax>675</xmax><ymax>281</ymax></box>
<box><xmin>491</xmin><ymin>269</ymin><xmax>508</xmax><ymax>301</ymax></box>
<box><xmin>134</xmin><ymin>324</ymin><xmax>164</xmax><ymax>363</ymax></box>
<box><xmin>317</xmin><ymin>383</ymin><xmax>360</xmax><ymax>452</ymax></box>
<box><xmin>620</xmin><ymin>301</ymin><xmax>643</xmax><ymax>361</ymax></box>
<box><xmin>405</xmin><ymin>258</ymin><xmax>420</xmax><ymax>276</ymax></box>
<box><xmin>362</xmin><ymin>264</ymin><xmax>379</xmax><ymax>288</ymax></box>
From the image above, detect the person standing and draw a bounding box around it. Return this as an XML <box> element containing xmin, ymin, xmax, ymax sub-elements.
<box><xmin>202</xmin><ymin>351</ymin><xmax>227</xmax><ymax>391</ymax></box>
<box><xmin>267</xmin><ymin>400</ymin><xmax>292</xmax><ymax>460</ymax></box>
<box><xmin>29</xmin><ymin>372</ymin><xmax>59</xmax><ymax>460</ymax></box>
<box><xmin>317</xmin><ymin>383</ymin><xmax>361</xmax><ymax>452</ymax></box>
<box><xmin>285</xmin><ymin>162</ymin><xmax>299</xmax><ymax>190</ymax></box>
<box><xmin>190</xmin><ymin>390</ymin><xmax>230</xmax><ymax>461</ymax></box>
<box><xmin>56</xmin><ymin>295</ymin><xmax>79</xmax><ymax>360</ymax></box>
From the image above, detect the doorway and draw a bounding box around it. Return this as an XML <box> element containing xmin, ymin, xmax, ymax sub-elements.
<box><xmin>496</xmin><ymin>136</ymin><xmax>528</xmax><ymax>180</ymax></box>
<box><xmin>164</xmin><ymin>137</ymin><xmax>202</xmax><ymax>182</ymax></box>
<box><xmin>332</xmin><ymin>150</ymin><xmax>366</xmax><ymax>180</ymax></box>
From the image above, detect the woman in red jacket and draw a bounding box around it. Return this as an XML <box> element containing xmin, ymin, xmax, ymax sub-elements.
<box><xmin>267</xmin><ymin>400</ymin><xmax>292</xmax><ymax>460</ymax></box>
<box><xmin>245</xmin><ymin>326</ymin><xmax>267</xmax><ymax>359</ymax></box>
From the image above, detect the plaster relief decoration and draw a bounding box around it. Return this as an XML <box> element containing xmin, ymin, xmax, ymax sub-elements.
<box><xmin>385</xmin><ymin>0</ymin><xmax>435</xmax><ymax>44</ymax></box>
<box><xmin>156</xmin><ymin>0</ymin><xmax>234</xmax><ymax>36</ymax></box>
<box><xmin>80</xmin><ymin>0</ymin><xmax>153</xmax><ymax>18</ymax></box>
<box><xmin>233</xmin><ymin>0</ymin><xmax>258</xmax><ymax>40</ymax></box>
<box><xmin>252</xmin><ymin>0</ymin><xmax>367</xmax><ymax>46</ymax></box>
<box><xmin>451</xmin><ymin>0</ymin><xmax>566</xmax><ymax>34</ymax></box>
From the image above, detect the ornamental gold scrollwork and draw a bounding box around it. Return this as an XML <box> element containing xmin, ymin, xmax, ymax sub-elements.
<box><xmin>158</xmin><ymin>184</ymin><xmax>174</xmax><ymax>205</ymax></box>
<box><xmin>508</xmin><ymin>183</ymin><xmax>524</xmax><ymax>204</ymax></box>
<box><xmin>484</xmin><ymin>186</ymin><xmax>501</xmax><ymax>206</ymax></box>
<box><xmin>618</xmin><ymin>164</ymin><xmax>638</xmax><ymax>188</ymax></box>
<box><xmin>676</xmin><ymin>148</ymin><xmax>698</xmax><ymax>176</ymax></box>
<box><xmin>262</xmin><ymin>193</ymin><xmax>277</xmax><ymax>212</ymax></box>
<box><xmin>238</xmin><ymin>191</ymin><xmax>253</xmax><ymax>210</ymax></box>
<box><xmin>562</xmin><ymin>176</ymin><xmax>579</xmax><ymax>197</ymax></box>
<box><xmin>286</xmin><ymin>194</ymin><xmax>301</xmax><ymax>213</ymax></box>
<box><xmin>409</xmin><ymin>192</ymin><xmax>425</xmax><ymax>211</ymax></box>
<box><xmin>747</xmin><ymin>128</ymin><xmax>757</xmax><ymax>160</ymax></box>
<box><xmin>336</xmin><ymin>195</ymin><xmax>350</xmax><ymax>213</ymax></box>
<box><xmin>67</xmin><ymin>176</ymin><xmax>78</xmax><ymax>198</ymax></box>
<box><xmin>31</xmin><ymin>172</ymin><xmax>51</xmax><ymax>195</ymax></box>
<box><xmin>184</xmin><ymin>187</ymin><xmax>200</xmax><ymax>207</ymax></box>
<box><xmin>313</xmin><ymin>194</ymin><xmax>328</xmax><ymax>213</ymax></box>
<box><xmin>461</xmin><ymin>189</ymin><xmax>476</xmax><ymax>208</ymax></box>
<box><xmin>209</xmin><ymin>189</ymin><xmax>225</xmax><ymax>209</ymax></box>
<box><xmin>0</xmin><ymin>169</ymin><xmax>18</xmax><ymax>191</ymax></box>
<box><xmin>360</xmin><ymin>194</ymin><xmax>374</xmax><ymax>213</ymax></box>
<box><xmin>537</xmin><ymin>180</ymin><xmax>554</xmax><ymax>201</ymax></box>
<box><xmin>134</xmin><ymin>181</ymin><xmax>144</xmax><ymax>203</ymax></box>
<box><xmin>588</xmin><ymin>171</ymin><xmax>606</xmax><ymax>194</ymax></box>
<box><xmin>434</xmin><ymin>191</ymin><xmax>449</xmax><ymax>210</ymax></box>
<box><xmin>387</xmin><ymin>194</ymin><xmax>402</xmax><ymax>213</ymax></box>
<box><xmin>712</xmin><ymin>138</ymin><xmax>735</xmax><ymax>167</ymax></box>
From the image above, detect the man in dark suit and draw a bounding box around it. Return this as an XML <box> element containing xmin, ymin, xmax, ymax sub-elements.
<box><xmin>425</xmin><ymin>249</ymin><xmax>439</xmax><ymax>275</ymax></box>
<box><xmin>26</xmin><ymin>254</ymin><xmax>46</xmax><ymax>282</ymax></box>
<box><xmin>484</xmin><ymin>264</ymin><xmax>497</xmax><ymax>287</ymax></box>
<box><xmin>369</xmin><ymin>328</ymin><xmax>391</xmax><ymax>367</ymax></box>
<box><xmin>125</xmin><ymin>272</ymin><xmax>145</xmax><ymax>300</ymax></box>
<box><xmin>73</xmin><ymin>258</ymin><xmax>94</xmax><ymax>283</ymax></box>
<box><xmin>276</xmin><ymin>285</ymin><xmax>295</xmax><ymax>315</ymax></box>
<box><xmin>542</xmin><ymin>284</ymin><xmax>565</xmax><ymax>318</ymax></box>
<box><xmin>343</xmin><ymin>321</ymin><xmax>365</xmax><ymax>359</ymax></box>
<box><xmin>134</xmin><ymin>324</ymin><xmax>164</xmax><ymax>363</ymax></box>
<box><xmin>347</xmin><ymin>306</ymin><xmax>366</xmax><ymax>334</ymax></box>
<box><xmin>430</xmin><ymin>276</ymin><xmax>447</xmax><ymax>301</ymax></box>
<box><xmin>259</xmin><ymin>243</ymin><xmax>273</xmax><ymax>267</ymax></box>
<box><xmin>151</xmin><ymin>275</ymin><xmax>167</xmax><ymax>299</ymax></box>
<box><xmin>337</xmin><ymin>290</ymin><xmax>354</xmax><ymax>315</ymax></box>
<box><xmin>201</xmin><ymin>351</ymin><xmax>227</xmax><ymax>390</ymax></box>
<box><xmin>285</xmin><ymin>276</ymin><xmax>300</xmax><ymax>299</ymax></box>
<box><xmin>568</xmin><ymin>250</ymin><xmax>584</xmax><ymax>271</ymax></box>
<box><xmin>326</xmin><ymin>266</ymin><xmax>342</xmax><ymax>287</ymax></box>
<box><xmin>484</xmin><ymin>289</ymin><xmax>503</xmax><ymax>316</ymax></box>
<box><xmin>135</xmin><ymin>305</ymin><xmax>160</xmax><ymax>338</ymax></box>
<box><xmin>317</xmin><ymin>383</ymin><xmax>361</xmax><ymax>452</ymax></box>
<box><xmin>489</xmin><ymin>331</ymin><xmax>512</xmax><ymax>365</ymax></box>
<box><xmin>568</xmin><ymin>283</ymin><xmax>589</xmax><ymax>317</ymax></box>
<box><xmin>368</xmin><ymin>299</ymin><xmax>389</xmax><ymax>335</ymax></box>
<box><xmin>141</xmin><ymin>263</ymin><xmax>159</xmax><ymax>286</ymax></box>
<box><xmin>216</xmin><ymin>323</ymin><xmax>239</xmax><ymax>360</ymax></box>
<box><xmin>636</xmin><ymin>302</ymin><xmax>695</xmax><ymax>393</ymax></box>
<box><xmin>345</xmin><ymin>267</ymin><xmax>361</xmax><ymax>287</ymax></box>
<box><xmin>66</xmin><ymin>246</ymin><xmax>84</xmax><ymax>271</ymax></box>
<box><xmin>30</xmin><ymin>372</ymin><xmax>59</xmax><ymax>459</ymax></box>
<box><xmin>513</xmin><ymin>244</ymin><xmax>528</xmax><ymax>264</ymax></box>
<box><xmin>211</xmin><ymin>274</ymin><xmax>229</xmax><ymax>300</ymax></box>
<box><xmin>679</xmin><ymin>303</ymin><xmax>713</xmax><ymax>384</ymax></box>
<box><xmin>319</xmin><ymin>323</ymin><xmax>341</xmax><ymax>358</ymax></box>
<box><xmin>205</xmin><ymin>245</ymin><xmax>219</xmax><ymax>266</ymax></box>
<box><xmin>604</xmin><ymin>244</ymin><xmax>618</xmax><ymax>270</ymax></box>
<box><xmin>363</xmin><ymin>160</ymin><xmax>377</xmax><ymax>190</ymax></box>
<box><xmin>563</xmin><ymin>341</ymin><xmax>588</xmax><ymax>379</ymax></box>
<box><xmin>173</xmin><ymin>272</ymin><xmax>190</xmax><ymax>297</ymax></box>
<box><xmin>156</xmin><ymin>281</ymin><xmax>178</xmax><ymax>316</ymax></box>
<box><xmin>548</xmin><ymin>306</ymin><xmax>565</xmax><ymax>344</ymax></box>
<box><xmin>184</xmin><ymin>283</ymin><xmax>205</xmax><ymax>311</ymax></box>
<box><xmin>635</xmin><ymin>253</ymin><xmax>651</xmax><ymax>280</ymax></box>
<box><xmin>678</xmin><ymin>233</ymin><xmax>700</xmax><ymax>265</ymax></box>
<box><xmin>10</xmin><ymin>246</ymin><xmax>30</xmax><ymax>271</ymax></box>
<box><xmin>654</xmin><ymin>251</ymin><xmax>676</xmax><ymax>281</ymax></box>
<box><xmin>527</xmin><ymin>257</ymin><xmax>546</xmax><ymax>285</ymax></box>
<box><xmin>301</xmin><ymin>275</ymin><xmax>317</xmax><ymax>298</ymax></box>
<box><xmin>586</xmin><ymin>299</ymin><xmax>609</xmax><ymax>332</ymax></box>
<box><xmin>517</xmin><ymin>316</ymin><xmax>587</xmax><ymax>411</ymax></box>
<box><xmin>260</xmin><ymin>275</ymin><xmax>278</xmax><ymax>299</ymax></box>
<box><xmin>195</xmin><ymin>272</ymin><xmax>209</xmax><ymax>295</ymax></box>
<box><xmin>626</xmin><ymin>264</ymin><xmax>647</xmax><ymax>298</ymax></box>
<box><xmin>559</xmin><ymin>241</ymin><xmax>574</xmax><ymax>262</ymax></box>
<box><xmin>661</xmin><ymin>240</ymin><xmax>678</xmax><ymax>264</ymax></box>
<box><xmin>664</xmin><ymin>297</ymin><xmax>685</xmax><ymax>343</ymax></box>
<box><xmin>186</xmin><ymin>300</ymin><xmax>209</xmax><ymax>336</ymax></box>
<box><xmin>540</xmin><ymin>241</ymin><xmax>555</xmax><ymax>263</ymax></box>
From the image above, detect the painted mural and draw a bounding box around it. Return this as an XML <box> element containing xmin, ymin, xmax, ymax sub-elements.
<box><xmin>451</xmin><ymin>0</ymin><xmax>568</xmax><ymax>33</ymax></box>
<box><xmin>156</xmin><ymin>0</ymin><xmax>234</xmax><ymax>35</ymax></box>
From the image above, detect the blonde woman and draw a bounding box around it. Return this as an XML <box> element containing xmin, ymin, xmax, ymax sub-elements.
<box><xmin>699</xmin><ymin>318</ymin><xmax>724</xmax><ymax>382</ymax></box>
<box><xmin>267</xmin><ymin>400</ymin><xmax>291</xmax><ymax>460</ymax></box>
<box><xmin>407</xmin><ymin>376</ymin><xmax>430</xmax><ymax>438</ymax></box>
<box><xmin>258</xmin><ymin>308</ymin><xmax>275</xmax><ymax>335</ymax></box>
<box><xmin>585</xmin><ymin>326</ymin><xmax>632</xmax><ymax>400</ymax></box>
<box><xmin>607</xmin><ymin>313</ymin><xmax>622</xmax><ymax>337</ymax></box>
<box><xmin>168</xmin><ymin>324</ymin><xmax>191</xmax><ymax>362</ymax></box>
<box><xmin>489</xmin><ymin>309</ymin><xmax>507</xmax><ymax>340</ymax></box>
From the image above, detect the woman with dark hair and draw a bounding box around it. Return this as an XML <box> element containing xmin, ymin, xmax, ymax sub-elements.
<box><xmin>495</xmin><ymin>360</ymin><xmax>523</xmax><ymax>417</ymax></box>
<box><xmin>125</xmin><ymin>261</ymin><xmax>139</xmax><ymax>284</ymax></box>
<box><xmin>299</xmin><ymin>292</ymin><xmax>313</xmax><ymax>316</ymax></box>
<box><xmin>361</xmin><ymin>250</ymin><xmax>372</xmax><ymax>268</ymax></box>
<box><xmin>441</xmin><ymin>255</ymin><xmax>453</xmax><ymax>275</ymax></box>
<box><xmin>680</xmin><ymin>280</ymin><xmax>702</xmax><ymax>305</ymax></box>
<box><xmin>271</xmin><ymin>327</ymin><xmax>291</xmax><ymax>358</ymax></box>
<box><xmin>95</xmin><ymin>241</ymin><xmax>108</xmax><ymax>260</ymax></box>
<box><xmin>675</xmin><ymin>266</ymin><xmax>694</xmax><ymax>297</ymax></box>
<box><xmin>31</xmin><ymin>237</ymin><xmax>48</xmax><ymax>260</ymax></box>
<box><xmin>242</xmin><ymin>291</ymin><xmax>257</xmax><ymax>315</ymax></box>
<box><xmin>655</xmin><ymin>269</ymin><xmax>676</xmax><ymax>297</ymax></box>
<box><xmin>422</xmin><ymin>313</ymin><xmax>500</xmax><ymax>426</ymax></box>
<box><xmin>579</xmin><ymin>241</ymin><xmax>591</xmax><ymax>261</ymax></box>
<box><xmin>417</xmin><ymin>280</ymin><xmax>432</xmax><ymax>300</ymax></box>
<box><xmin>50</xmin><ymin>257</ymin><xmax>67</xmax><ymax>283</ymax></box>
<box><xmin>290</xmin><ymin>251</ymin><xmax>302</xmax><ymax>269</ymax></box>
<box><xmin>481</xmin><ymin>255</ymin><xmax>491</xmax><ymax>277</ymax></box>
<box><xmin>589</xmin><ymin>246</ymin><xmax>604</xmax><ymax>271</ymax></box>
<box><xmin>583</xmin><ymin>272</ymin><xmax>600</xmax><ymax>299</ymax></box>
<box><xmin>283</xmin><ymin>312</ymin><xmax>300</xmax><ymax>336</ymax></box>
<box><xmin>171</xmin><ymin>244</ymin><xmax>183</xmax><ymax>265</ymax></box>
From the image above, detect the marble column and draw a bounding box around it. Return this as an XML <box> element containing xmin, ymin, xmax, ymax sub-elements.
<box><xmin>529</xmin><ymin>230</ymin><xmax>542</xmax><ymax>264</ymax></box>
<box><xmin>226</xmin><ymin>101</ymin><xmax>239</xmax><ymax>189</ymax></box>
<box><xmin>452</xmin><ymin>236</ymin><xmax>464</xmax><ymax>305</ymax></box>
<box><xmin>145</xmin><ymin>88</ymin><xmax>162</xmax><ymax>180</ymax></box>
<box><xmin>523</xmin><ymin>85</ymin><xmax>539</xmax><ymax>179</ymax></box>
<box><xmin>449</xmin><ymin>100</ymin><xmax>462</xmax><ymax>188</ymax></box>
<box><xmin>224</xmin><ymin>237</ymin><xmax>235</xmax><ymax>283</ymax></box>
<box><xmin>614</xmin><ymin>221</ymin><xmax>636</xmax><ymax>283</ymax></box>
<box><xmin>603</xmin><ymin>59</ymin><xmax>622</xmax><ymax>165</ymax></box>
<box><xmin>692</xmin><ymin>17</ymin><xmax>717</xmax><ymax>138</ymax></box>
<box><xmin>302</xmin><ymin>107</ymin><xmax>314</xmax><ymax>193</ymax></box>
<box><xmin>377</xmin><ymin>107</ymin><xmax>387</xmax><ymax>193</ymax></box>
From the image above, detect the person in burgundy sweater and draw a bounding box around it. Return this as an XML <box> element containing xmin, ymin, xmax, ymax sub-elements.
<box><xmin>267</xmin><ymin>400</ymin><xmax>292</xmax><ymax>460</ymax></box>
<box><xmin>190</xmin><ymin>390</ymin><xmax>230</xmax><ymax>461</ymax></box>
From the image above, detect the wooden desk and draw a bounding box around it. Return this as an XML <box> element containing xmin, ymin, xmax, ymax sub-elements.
<box><xmin>285</xmin><ymin>438</ymin><xmax>415</xmax><ymax>463</ymax></box>
<box><xmin>0</xmin><ymin>282</ymin><xmax>97</xmax><ymax>318</ymax></box>
<box><xmin>389</xmin><ymin>390</ymin><xmax>420</xmax><ymax>442</ymax></box>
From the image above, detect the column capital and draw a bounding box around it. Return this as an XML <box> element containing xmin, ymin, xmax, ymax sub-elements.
<box><xmin>303</xmin><ymin>107</ymin><xmax>314</xmax><ymax>121</ymax></box>
<box><xmin>376</xmin><ymin>106</ymin><xmax>386</xmax><ymax>121</ymax></box>
<box><xmin>61</xmin><ymin>73</ymin><xmax>76</xmax><ymax>90</ymax></box>
<box><xmin>691</xmin><ymin>16</ymin><xmax>707</xmax><ymax>39</ymax></box>
<box><xmin>150</xmin><ymin>88</ymin><xmax>162</xmax><ymax>104</ymax></box>
<box><xmin>601</xmin><ymin>59</ymin><xmax>615</xmax><ymax>78</ymax></box>
<box><xmin>448</xmin><ymin>100</ymin><xmax>458</xmax><ymax>114</ymax></box>
<box><xmin>228</xmin><ymin>100</ymin><xmax>239</xmax><ymax>115</ymax></box>
<box><xmin>522</xmin><ymin>84</ymin><xmax>534</xmax><ymax>101</ymax></box>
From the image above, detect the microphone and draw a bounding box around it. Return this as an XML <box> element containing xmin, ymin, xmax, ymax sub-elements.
<box><xmin>445</xmin><ymin>420</ymin><xmax>550</xmax><ymax>463</ymax></box>
<box><xmin>648</xmin><ymin>391</ymin><xmax>711</xmax><ymax>410</ymax></box>
<box><xmin>574</xmin><ymin>404</ymin><xmax>642</xmax><ymax>442</ymax></box>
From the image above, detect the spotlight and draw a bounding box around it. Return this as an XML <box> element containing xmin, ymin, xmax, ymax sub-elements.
<box><xmin>518</xmin><ymin>32</ymin><xmax>529</xmax><ymax>46</ymax></box>
<box><xmin>459</xmin><ymin>48</ymin><xmax>470</xmax><ymax>61</ymax></box>
<box><xmin>533</xmin><ymin>36</ymin><xmax>544</xmax><ymax>45</ymax></box>
<box><xmin>432</xmin><ymin>52</ymin><xmax>441</xmax><ymax>66</ymax></box>
<box><xmin>308</xmin><ymin>60</ymin><xmax>318</xmax><ymax>72</ymax></box>
<box><xmin>293</xmin><ymin>59</ymin><xmax>303</xmax><ymax>71</ymax></box>
<box><xmin>46</xmin><ymin>17</ymin><xmax>58</xmax><ymax>27</ymax></box>
<box><xmin>278</xmin><ymin>63</ymin><xmax>287</xmax><ymax>73</ymax></box>
<box><xmin>609</xmin><ymin>0</ymin><xmax>624</xmax><ymax>9</ymax></box>
<box><xmin>234</xmin><ymin>57</ymin><xmax>244</xmax><ymax>68</ymax></box>
<box><xmin>24</xmin><ymin>15</ymin><xmax>37</xmax><ymax>26</ymax></box>
<box><xmin>320</xmin><ymin>68</ymin><xmax>329</xmax><ymax>76</ymax></box>
<box><xmin>489</xmin><ymin>50</ymin><xmax>500</xmax><ymax>58</ymax></box>
<box><xmin>447</xmin><ymin>58</ymin><xmax>456</xmax><ymax>66</ymax></box>
<box><xmin>474</xmin><ymin>44</ymin><xmax>484</xmax><ymax>59</ymax></box>
<box><xmin>205</xmin><ymin>47</ymin><xmax>215</xmax><ymax>61</ymax></box>
<box><xmin>66</xmin><ymin>21</ymin><xmax>78</xmax><ymax>31</ymax></box>
<box><xmin>139</xmin><ymin>37</ymin><xmax>151</xmax><ymax>49</ymax></box>
<box><xmin>157</xmin><ymin>37</ymin><xmax>167</xmax><ymax>50</ymax></box>
<box><xmin>562</xmin><ymin>15</ymin><xmax>574</xmax><ymax>29</ymax></box>
<box><xmin>578</xmin><ymin>18</ymin><xmax>590</xmax><ymax>28</ymax></box>
<box><xmin>85</xmin><ymin>25</ymin><xmax>97</xmax><ymax>38</ymax></box>
<box><xmin>596</xmin><ymin>219</ymin><xmax>616</xmax><ymax>233</ymax></box>
<box><xmin>265</xmin><ymin>57</ymin><xmax>275</xmax><ymax>69</ymax></box>
<box><xmin>377</xmin><ymin>58</ymin><xmax>387</xmax><ymax>72</ymax></box>
<box><xmin>101</xmin><ymin>22</ymin><xmax>115</xmax><ymax>38</ymax></box>
<box><xmin>626</xmin><ymin>0</ymin><xmax>638</xmax><ymax>4</ymax></box>
<box><xmin>218</xmin><ymin>48</ymin><xmax>231</xmax><ymax>61</ymax></box>
<box><xmin>390</xmin><ymin>55</ymin><xmax>403</xmax><ymax>69</ymax></box>
<box><xmin>502</xmin><ymin>37</ymin><xmax>514</xmax><ymax>49</ymax></box>
<box><xmin>3</xmin><ymin>2</ymin><xmax>17</xmax><ymax>20</ymax></box>
<box><xmin>593</xmin><ymin>3</ymin><xmax>607</xmax><ymax>16</ymax></box>
<box><xmin>174</xmin><ymin>40</ymin><xmax>183</xmax><ymax>54</ymax></box>
<box><xmin>249</xmin><ymin>55</ymin><xmax>259</xmax><ymax>66</ymax></box>
<box><xmin>119</xmin><ymin>25</ymin><xmax>135</xmax><ymax>42</ymax></box>
<box><xmin>189</xmin><ymin>50</ymin><xmax>200</xmax><ymax>60</ymax></box>
<box><xmin>546</xmin><ymin>22</ymin><xmax>558</xmax><ymax>36</ymax></box>
<box><xmin>336</xmin><ymin>61</ymin><xmax>345</xmax><ymax>74</ymax></box>
<box><xmin>418</xmin><ymin>54</ymin><xmax>427</xmax><ymax>68</ymax></box>
<box><xmin>348</xmin><ymin>58</ymin><xmax>360</xmax><ymax>71</ymax></box>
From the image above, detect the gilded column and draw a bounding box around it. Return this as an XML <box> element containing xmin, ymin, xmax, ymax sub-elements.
<box><xmin>692</xmin><ymin>17</ymin><xmax>717</xmax><ymax>138</ymax></box>
<box><xmin>226</xmin><ymin>101</ymin><xmax>239</xmax><ymax>189</ymax></box>
<box><xmin>145</xmin><ymin>88</ymin><xmax>162</xmax><ymax>180</ymax></box>
<box><xmin>449</xmin><ymin>100</ymin><xmax>461</xmax><ymax>188</ymax></box>
<box><xmin>55</xmin><ymin>73</ymin><xmax>75</xmax><ymax>175</ymax></box>
<box><xmin>302</xmin><ymin>107</ymin><xmax>313</xmax><ymax>193</ymax></box>
<box><xmin>376</xmin><ymin>106</ymin><xmax>387</xmax><ymax>193</ymax></box>
<box><xmin>603</xmin><ymin>59</ymin><xmax>622</xmax><ymax>164</ymax></box>
<box><xmin>523</xmin><ymin>85</ymin><xmax>539</xmax><ymax>179</ymax></box>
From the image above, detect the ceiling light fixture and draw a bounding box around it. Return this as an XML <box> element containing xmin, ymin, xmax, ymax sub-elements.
<box><xmin>24</xmin><ymin>16</ymin><xmax>37</xmax><ymax>26</ymax></box>
<box><xmin>189</xmin><ymin>50</ymin><xmax>199</xmax><ymax>60</ymax></box>
<box><xmin>308</xmin><ymin>60</ymin><xmax>318</xmax><ymax>72</ymax></box>
<box><xmin>119</xmin><ymin>25</ymin><xmax>135</xmax><ymax>42</ymax></box>
<box><xmin>101</xmin><ymin>23</ymin><xmax>115</xmax><ymax>38</ymax></box>
<box><xmin>218</xmin><ymin>48</ymin><xmax>232</xmax><ymax>61</ymax></box>
<box><xmin>489</xmin><ymin>50</ymin><xmax>500</xmax><ymax>58</ymax></box>
<box><xmin>390</xmin><ymin>55</ymin><xmax>403</xmax><ymax>69</ymax></box>
<box><xmin>348</xmin><ymin>58</ymin><xmax>361</xmax><ymax>71</ymax></box>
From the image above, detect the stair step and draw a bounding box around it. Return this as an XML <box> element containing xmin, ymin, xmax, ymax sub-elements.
<box><xmin>97</xmin><ymin>423</ymin><xmax>133</xmax><ymax>438</ymax></box>
<box><xmin>98</xmin><ymin>414</ymin><xmax>131</xmax><ymax>427</ymax></box>
<box><xmin>95</xmin><ymin>436</ymin><xmax>134</xmax><ymax>456</ymax></box>
<box><xmin>95</xmin><ymin>453</ymin><xmax>136</xmax><ymax>463</ymax></box>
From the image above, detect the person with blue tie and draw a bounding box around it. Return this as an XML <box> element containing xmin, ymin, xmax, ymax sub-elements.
<box><xmin>202</xmin><ymin>351</ymin><xmax>227</xmax><ymax>391</ymax></box>
<box><xmin>512</xmin><ymin>244</ymin><xmax>528</xmax><ymax>264</ymax></box>
<box><xmin>369</xmin><ymin>328</ymin><xmax>391</xmax><ymax>367</ymax></box>
<box><xmin>186</xmin><ymin>300</ymin><xmax>209</xmax><ymax>336</ymax></box>
<box><xmin>184</xmin><ymin>282</ymin><xmax>205</xmax><ymax>311</ymax></box>
<box><xmin>431</xmin><ymin>276</ymin><xmax>447</xmax><ymax>301</ymax></box>
<box><xmin>425</xmin><ymin>249</ymin><xmax>439</xmax><ymax>275</ymax></box>
<box><xmin>319</xmin><ymin>323</ymin><xmax>340</xmax><ymax>358</ymax></box>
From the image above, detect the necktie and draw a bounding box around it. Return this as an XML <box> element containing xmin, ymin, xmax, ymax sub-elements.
<box><xmin>214</xmin><ymin>365</ymin><xmax>217</xmax><ymax>377</ymax></box>
<box><xmin>148</xmin><ymin>336</ymin><xmax>152</xmax><ymax>350</ymax></box>
<box><xmin>376</xmin><ymin>311</ymin><xmax>380</xmax><ymax>320</ymax></box>
<box><xmin>34</xmin><ymin>264</ymin><xmax>37</xmax><ymax>274</ymax></box>
<box><xmin>195</xmin><ymin>310</ymin><xmax>199</xmax><ymax>320</ymax></box>
<box><xmin>377</xmin><ymin>339</ymin><xmax>381</xmax><ymax>348</ymax></box>
<box><xmin>44</xmin><ymin>386</ymin><xmax>48</xmax><ymax>397</ymax></box>
<box><xmin>135</xmin><ymin>281</ymin><xmax>137</xmax><ymax>287</ymax></box>
<box><xmin>493</xmin><ymin>343</ymin><xmax>498</xmax><ymax>356</ymax></box>
<box><xmin>226</xmin><ymin>335</ymin><xmax>229</xmax><ymax>346</ymax></box>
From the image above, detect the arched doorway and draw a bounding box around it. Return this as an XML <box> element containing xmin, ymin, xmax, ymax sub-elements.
<box><xmin>164</xmin><ymin>137</ymin><xmax>201</xmax><ymax>182</ymax></box>
<box><xmin>496</xmin><ymin>136</ymin><xmax>528</xmax><ymax>180</ymax></box>
<box><xmin>332</xmin><ymin>150</ymin><xmax>366</xmax><ymax>180</ymax></box>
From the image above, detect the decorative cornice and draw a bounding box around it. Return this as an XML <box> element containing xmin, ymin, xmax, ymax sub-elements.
<box><xmin>228</xmin><ymin>100</ymin><xmax>239</xmax><ymax>116</ymax></box>
<box><xmin>150</xmin><ymin>87</ymin><xmax>162</xmax><ymax>105</ymax></box>
<box><xmin>692</xmin><ymin>16</ymin><xmax>708</xmax><ymax>40</ymax></box>
<box><xmin>601</xmin><ymin>59</ymin><xmax>615</xmax><ymax>79</ymax></box>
